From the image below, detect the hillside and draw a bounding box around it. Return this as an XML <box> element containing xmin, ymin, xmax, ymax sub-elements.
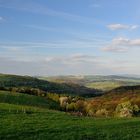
<box><xmin>86</xmin><ymin>85</ymin><xmax>140</xmax><ymax>116</ymax></box>
<box><xmin>0</xmin><ymin>74</ymin><xmax>101</xmax><ymax>97</ymax></box>
<box><xmin>106</xmin><ymin>85</ymin><xmax>140</xmax><ymax>94</ymax></box>
<box><xmin>40</xmin><ymin>75</ymin><xmax>140</xmax><ymax>91</ymax></box>
<box><xmin>1</xmin><ymin>102</ymin><xmax>140</xmax><ymax>140</ymax></box>
<box><xmin>0</xmin><ymin>79</ymin><xmax>140</xmax><ymax>139</ymax></box>
<box><xmin>0</xmin><ymin>90</ymin><xmax>60</xmax><ymax>110</ymax></box>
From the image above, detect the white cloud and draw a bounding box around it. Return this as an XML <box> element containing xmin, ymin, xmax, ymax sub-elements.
<box><xmin>107</xmin><ymin>24</ymin><xmax>139</xmax><ymax>30</ymax></box>
<box><xmin>43</xmin><ymin>54</ymin><xmax>98</xmax><ymax>65</ymax></box>
<box><xmin>0</xmin><ymin>55</ymin><xmax>131</xmax><ymax>76</ymax></box>
<box><xmin>102</xmin><ymin>37</ymin><xmax>140</xmax><ymax>52</ymax></box>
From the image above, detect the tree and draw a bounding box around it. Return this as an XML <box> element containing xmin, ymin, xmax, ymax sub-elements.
<box><xmin>66</xmin><ymin>102</ymin><xmax>76</xmax><ymax>111</ymax></box>
<box><xmin>115</xmin><ymin>101</ymin><xmax>139</xmax><ymax>117</ymax></box>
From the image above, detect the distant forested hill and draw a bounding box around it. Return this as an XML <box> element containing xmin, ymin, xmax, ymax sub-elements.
<box><xmin>40</xmin><ymin>75</ymin><xmax>140</xmax><ymax>91</ymax></box>
<box><xmin>0</xmin><ymin>74</ymin><xmax>101</xmax><ymax>97</ymax></box>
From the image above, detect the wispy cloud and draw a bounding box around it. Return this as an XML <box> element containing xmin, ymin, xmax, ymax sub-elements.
<box><xmin>107</xmin><ymin>24</ymin><xmax>139</xmax><ymax>30</ymax></box>
<box><xmin>0</xmin><ymin>54</ymin><xmax>132</xmax><ymax>76</ymax></box>
<box><xmin>0</xmin><ymin>38</ymin><xmax>107</xmax><ymax>50</ymax></box>
<box><xmin>24</xmin><ymin>24</ymin><xmax>113</xmax><ymax>43</ymax></box>
<box><xmin>102</xmin><ymin>37</ymin><xmax>140</xmax><ymax>52</ymax></box>
<box><xmin>0</xmin><ymin>0</ymin><xmax>101</xmax><ymax>24</ymax></box>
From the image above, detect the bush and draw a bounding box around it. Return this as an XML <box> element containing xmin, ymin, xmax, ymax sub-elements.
<box><xmin>85</xmin><ymin>103</ymin><xmax>96</xmax><ymax>116</ymax></box>
<box><xmin>66</xmin><ymin>102</ymin><xmax>76</xmax><ymax>111</ymax></box>
<box><xmin>96</xmin><ymin>109</ymin><xmax>109</xmax><ymax>117</ymax></box>
<box><xmin>115</xmin><ymin>101</ymin><xmax>139</xmax><ymax>117</ymax></box>
<box><xmin>75</xmin><ymin>100</ymin><xmax>87</xmax><ymax>114</ymax></box>
<box><xmin>59</xmin><ymin>96</ymin><xmax>69</xmax><ymax>109</ymax></box>
<box><xmin>47</xmin><ymin>93</ymin><xmax>60</xmax><ymax>103</ymax></box>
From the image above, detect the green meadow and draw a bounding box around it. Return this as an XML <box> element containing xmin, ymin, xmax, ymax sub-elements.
<box><xmin>1</xmin><ymin>91</ymin><xmax>140</xmax><ymax>140</ymax></box>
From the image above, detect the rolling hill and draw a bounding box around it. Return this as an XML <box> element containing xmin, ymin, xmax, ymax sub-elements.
<box><xmin>0</xmin><ymin>90</ymin><xmax>60</xmax><ymax>110</ymax></box>
<box><xmin>40</xmin><ymin>75</ymin><xmax>140</xmax><ymax>91</ymax></box>
<box><xmin>87</xmin><ymin>85</ymin><xmax>140</xmax><ymax>116</ymax></box>
<box><xmin>1</xmin><ymin>90</ymin><xmax>140</xmax><ymax>140</ymax></box>
<box><xmin>0</xmin><ymin>74</ymin><xmax>101</xmax><ymax>97</ymax></box>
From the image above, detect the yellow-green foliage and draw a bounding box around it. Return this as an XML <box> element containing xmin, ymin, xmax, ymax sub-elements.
<box><xmin>86</xmin><ymin>81</ymin><xmax>122</xmax><ymax>91</ymax></box>
<box><xmin>66</xmin><ymin>102</ymin><xmax>76</xmax><ymax>111</ymax></box>
<box><xmin>47</xmin><ymin>93</ymin><xmax>60</xmax><ymax>103</ymax></box>
<box><xmin>115</xmin><ymin>101</ymin><xmax>139</xmax><ymax>117</ymax></box>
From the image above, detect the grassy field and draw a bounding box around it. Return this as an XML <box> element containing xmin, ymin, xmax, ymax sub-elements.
<box><xmin>1</xmin><ymin>103</ymin><xmax>140</xmax><ymax>140</ymax></box>
<box><xmin>0</xmin><ymin>90</ymin><xmax>60</xmax><ymax>110</ymax></box>
<box><xmin>0</xmin><ymin>90</ymin><xmax>140</xmax><ymax>140</ymax></box>
<box><xmin>85</xmin><ymin>81</ymin><xmax>122</xmax><ymax>91</ymax></box>
<box><xmin>86</xmin><ymin>81</ymin><xmax>140</xmax><ymax>91</ymax></box>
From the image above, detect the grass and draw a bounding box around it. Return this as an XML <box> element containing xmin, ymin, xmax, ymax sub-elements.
<box><xmin>0</xmin><ymin>90</ymin><xmax>60</xmax><ymax>110</ymax></box>
<box><xmin>1</xmin><ymin>103</ymin><xmax>140</xmax><ymax>140</ymax></box>
<box><xmin>85</xmin><ymin>80</ymin><xmax>140</xmax><ymax>91</ymax></box>
<box><xmin>86</xmin><ymin>81</ymin><xmax>122</xmax><ymax>91</ymax></box>
<box><xmin>1</xmin><ymin>90</ymin><xmax>140</xmax><ymax>140</ymax></box>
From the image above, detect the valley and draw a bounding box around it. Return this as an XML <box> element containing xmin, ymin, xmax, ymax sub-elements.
<box><xmin>0</xmin><ymin>74</ymin><xmax>140</xmax><ymax>139</ymax></box>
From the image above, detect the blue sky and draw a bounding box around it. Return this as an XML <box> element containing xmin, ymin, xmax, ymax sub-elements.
<box><xmin>0</xmin><ymin>0</ymin><xmax>140</xmax><ymax>76</ymax></box>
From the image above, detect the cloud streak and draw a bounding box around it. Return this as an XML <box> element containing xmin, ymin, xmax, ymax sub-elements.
<box><xmin>0</xmin><ymin>54</ymin><xmax>132</xmax><ymax>76</ymax></box>
<box><xmin>0</xmin><ymin>39</ymin><xmax>106</xmax><ymax>50</ymax></box>
<box><xmin>107</xmin><ymin>24</ymin><xmax>139</xmax><ymax>30</ymax></box>
<box><xmin>0</xmin><ymin>0</ymin><xmax>102</xmax><ymax>24</ymax></box>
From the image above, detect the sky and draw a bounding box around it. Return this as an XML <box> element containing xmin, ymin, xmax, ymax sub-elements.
<box><xmin>0</xmin><ymin>0</ymin><xmax>140</xmax><ymax>76</ymax></box>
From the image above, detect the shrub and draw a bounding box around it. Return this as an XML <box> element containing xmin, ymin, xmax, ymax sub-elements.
<box><xmin>75</xmin><ymin>100</ymin><xmax>87</xmax><ymax>114</ymax></box>
<box><xmin>85</xmin><ymin>103</ymin><xmax>96</xmax><ymax>116</ymax></box>
<box><xmin>47</xmin><ymin>93</ymin><xmax>60</xmax><ymax>103</ymax></box>
<box><xmin>95</xmin><ymin>109</ymin><xmax>109</xmax><ymax>117</ymax></box>
<box><xmin>115</xmin><ymin>101</ymin><xmax>139</xmax><ymax>117</ymax></box>
<box><xmin>66</xmin><ymin>102</ymin><xmax>76</xmax><ymax>111</ymax></box>
<box><xmin>59</xmin><ymin>96</ymin><xmax>69</xmax><ymax>108</ymax></box>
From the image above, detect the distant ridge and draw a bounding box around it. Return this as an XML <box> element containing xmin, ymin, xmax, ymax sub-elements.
<box><xmin>0</xmin><ymin>73</ymin><xmax>102</xmax><ymax>97</ymax></box>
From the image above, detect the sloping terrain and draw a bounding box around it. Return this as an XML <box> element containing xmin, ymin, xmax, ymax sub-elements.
<box><xmin>0</xmin><ymin>78</ymin><xmax>140</xmax><ymax>139</ymax></box>
<box><xmin>88</xmin><ymin>85</ymin><xmax>140</xmax><ymax>115</ymax></box>
<box><xmin>1</xmin><ymin>102</ymin><xmax>140</xmax><ymax>140</ymax></box>
<box><xmin>0</xmin><ymin>74</ymin><xmax>101</xmax><ymax>97</ymax></box>
<box><xmin>0</xmin><ymin>90</ymin><xmax>60</xmax><ymax>110</ymax></box>
<box><xmin>41</xmin><ymin>75</ymin><xmax>140</xmax><ymax>91</ymax></box>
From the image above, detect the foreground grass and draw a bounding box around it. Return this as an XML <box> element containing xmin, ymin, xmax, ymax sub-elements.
<box><xmin>1</xmin><ymin>103</ymin><xmax>140</xmax><ymax>140</ymax></box>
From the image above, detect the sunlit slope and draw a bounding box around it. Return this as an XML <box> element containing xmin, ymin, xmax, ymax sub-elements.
<box><xmin>0</xmin><ymin>74</ymin><xmax>101</xmax><ymax>97</ymax></box>
<box><xmin>41</xmin><ymin>75</ymin><xmax>140</xmax><ymax>91</ymax></box>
